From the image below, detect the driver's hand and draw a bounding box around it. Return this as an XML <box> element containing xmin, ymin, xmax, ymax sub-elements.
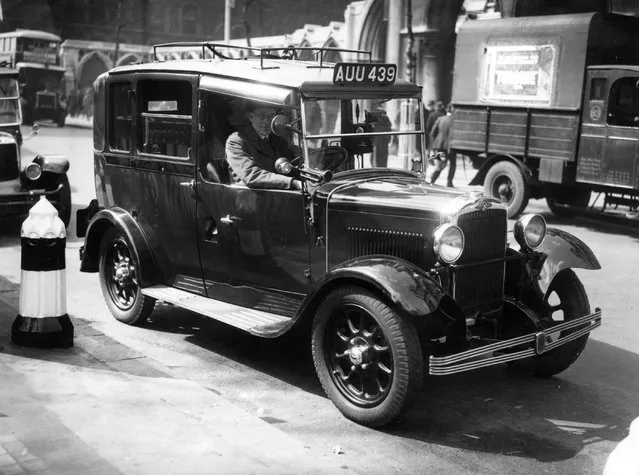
<box><xmin>290</xmin><ymin>179</ymin><xmax>303</xmax><ymax>190</ymax></box>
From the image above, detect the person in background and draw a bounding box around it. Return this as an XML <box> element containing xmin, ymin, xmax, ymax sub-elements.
<box><xmin>429</xmin><ymin>103</ymin><xmax>456</xmax><ymax>187</ymax></box>
<box><xmin>371</xmin><ymin>107</ymin><xmax>392</xmax><ymax>167</ymax></box>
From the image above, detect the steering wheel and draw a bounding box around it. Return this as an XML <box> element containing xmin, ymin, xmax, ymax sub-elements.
<box><xmin>308</xmin><ymin>146</ymin><xmax>348</xmax><ymax>172</ymax></box>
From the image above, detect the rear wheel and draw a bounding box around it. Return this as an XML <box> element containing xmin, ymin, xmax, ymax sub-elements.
<box><xmin>484</xmin><ymin>161</ymin><xmax>529</xmax><ymax>218</ymax></box>
<box><xmin>312</xmin><ymin>286</ymin><xmax>423</xmax><ymax>427</ymax></box>
<box><xmin>98</xmin><ymin>228</ymin><xmax>155</xmax><ymax>325</ymax></box>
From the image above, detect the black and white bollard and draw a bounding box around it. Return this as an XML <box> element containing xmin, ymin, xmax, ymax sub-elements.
<box><xmin>11</xmin><ymin>196</ymin><xmax>73</xmax><ymax>348</ymax></box>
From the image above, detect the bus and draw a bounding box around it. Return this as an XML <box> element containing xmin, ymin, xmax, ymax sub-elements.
<box><xmin>0</xmin><ymin>29</ymin><xmax>67</xmax><ymax>126</ymax></box>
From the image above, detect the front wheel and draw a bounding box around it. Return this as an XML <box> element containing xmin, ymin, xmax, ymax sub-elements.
<box><xmin>312</xmin><ymin>286</ymin><xmax>423</xmax><ymax>427</ymax></box>
<box><xmin>98</xmin><ymin>228</ymin><xmax>155</xmax><ymax>325</ymax></box>
<box><xmin>531</xmin><ymin>269</ymin><xmax>591</xmax><ymax>377</ymax></box>
<box><xmin>484</xmin><ymin>161</ymin><xmax>529</xmax><ymax>218</ymax></box>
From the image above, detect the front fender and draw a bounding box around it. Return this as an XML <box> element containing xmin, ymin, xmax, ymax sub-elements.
<box><xmin>80</xmin><ymin>208</ymin><xmax>160</xmax><ymax>286</ymax></box>
<box><xmin>32</xmin><ymin>154</ymin><xmax>70</xmax><ymax>174</ymax></box>
<box><xmin>301</xmin><ymin>256</ymin><xmax>462</xmax><ymax>332</ymax></box>
<box><xmin>535</xmin><ymin>227</ymin><xmax>601</xmax><ymax>295</ymax></box>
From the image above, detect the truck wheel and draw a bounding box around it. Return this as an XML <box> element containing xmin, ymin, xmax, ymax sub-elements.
<box><xmin>311</xmin><ymin>286</ymin><xmax>423</xmax><ymax>427</ymax></box>
<box><xmin>532</xmin><ymin>269</ymin><xmax>591</xmax><ymax>377</ymax></box>
<box><xmin>98</xmin><ymin>228</ymin><xmax>155</xmax><ymax>325</ymax></box>
<box><xmin>54</xmin><ymin>175</ymin><xmax>72</xmax><ymax>229</ymax></box>
<box><xmin>546</xmin><ymin>190</ymin><xmax>591</xmax><ymax>218</ymax></box>
<box><xmin>484</xmin><ymin>161</ymin><xmax>529</xmax><ymax>218</ymax></box>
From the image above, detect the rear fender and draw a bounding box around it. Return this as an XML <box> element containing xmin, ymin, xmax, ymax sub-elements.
<box><xmin>80</xmin><ymin>208</ymin><xmax>160</xmax><ymax>286</ymax></box>
<box><xmin>534</xmin><ymin>227</ymin><xmax>601</xmax><ymax>296</ymax></box>
<box><xmin>301</xmin><ymin>256</ymin><xmax>463</xmax><ymax>337</ymax></box>
<box><xmin>469</xmin><ymin>154</ymin><xmax>531</xmax><ymax>186</ymax></box>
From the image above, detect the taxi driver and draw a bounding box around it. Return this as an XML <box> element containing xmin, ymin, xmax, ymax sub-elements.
<box><xmin>225</xmin><ymin>105</ymin><xmax>302</xmax><ymax>189</ymax></box>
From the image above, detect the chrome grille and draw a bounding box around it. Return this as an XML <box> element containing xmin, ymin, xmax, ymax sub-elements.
<box><xmin>0</xmin><ymin>142</ymin><xmax>19</xmax><ymax>180</ymax></box>
<box><xmin>453</xmin><ymin>207</ymin><xmax>507</xmax><ymax>315</ymax></box>
<box><xmin>347</xmin><ymin>227</ymin><xmax>425</xmax><ymax>267</ymax></box>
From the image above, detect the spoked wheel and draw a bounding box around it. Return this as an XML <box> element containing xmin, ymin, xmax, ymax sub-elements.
<box><xmin>531</xmin><ymin>269</ymin><xmax>591</xmax><ymax>377</ymax></box>
<box><xmin>312</xmin><ymin>286</ymin><xmax>423</xmax><ymax>427</ymax></box>
<box><xmin>484</xmin><ymin>161</ymin><xmax>529</xmax><ymax>218</ymax></box>
<box><xmin>98</xmin><ymin>228</ymin><xmax>155</xmax><ymax>325</ymax></box>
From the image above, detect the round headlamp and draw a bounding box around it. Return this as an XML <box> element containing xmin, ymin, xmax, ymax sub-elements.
<box><xmin>433</xmin><ymin>224</ymin><xmax>465</xmax><ymax>264</ymax></box>
<box><xmin>514</xmin><ymin>213</ymin><xmax>546</xmax><ymax>250</ymax></box>
<box><xmin>24</xmin><ymin>162</ymin><xmax>42</xmax><ymax>181</ymax></box>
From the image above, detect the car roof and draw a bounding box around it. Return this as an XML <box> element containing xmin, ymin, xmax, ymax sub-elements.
<box><xmin>0</xmin><ymin>29</ymin><xmax>62</xmax><ymax>42</ymax></box>
<box><xmin>107</xmin><ymin>51</ymin><xmax>422</xmax><ymax>101</ymax></box>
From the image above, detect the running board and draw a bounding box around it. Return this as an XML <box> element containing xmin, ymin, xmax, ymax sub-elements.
<box><xmin>141</xmin><ymin>285</ymin><xmax>293</xmax><ymax>337</ymax></box>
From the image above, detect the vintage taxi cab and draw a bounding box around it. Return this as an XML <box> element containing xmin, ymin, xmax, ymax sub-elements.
<box><xmin>0</xmin><ymin>64</ymin><xmax>71</xmax><ymax>228</ymax></box>
<box><xmin>77</xmin><ymin>43</ymin><xmax>602</xmax><ymax>427</ymax></box>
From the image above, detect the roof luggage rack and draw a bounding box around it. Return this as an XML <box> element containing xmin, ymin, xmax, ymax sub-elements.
<box><xmin>152</xmin><ymin>42</ymin><xmax>372</xmax><ymax>69</ymax></box>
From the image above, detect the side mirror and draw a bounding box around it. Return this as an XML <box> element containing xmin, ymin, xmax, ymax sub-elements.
<box><xmin>271</xmin><ymin>114</ymin><xmax>301</xmax><ymax>137</ymax></box>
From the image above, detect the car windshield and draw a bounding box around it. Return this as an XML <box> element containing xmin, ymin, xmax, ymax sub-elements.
<box><xmin>0</xmin><ymin>78</ymin><xmax>21</xmax><ymax>125</ymax></box>
<box><xmin>302</xmin><ymin>97</ymin><xmax>423</xmax><ymax>172</ymax></box>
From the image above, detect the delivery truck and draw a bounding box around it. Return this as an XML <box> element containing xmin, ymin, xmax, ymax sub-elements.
<box><xmin>451</xmin><ymin>12</ymin><xmax>639</xmax><ymax>218</ymax></box>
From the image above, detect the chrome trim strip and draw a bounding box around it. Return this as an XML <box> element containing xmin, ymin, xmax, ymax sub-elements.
<box><xmin>429</xmin><ymin>308</ymin><xmax>601</xmax><ymax>376</ymax></box>
<box><xmin>608</xmin><ymin>136</ymin><xmax>639</xmax><ymax>141</ymax></box>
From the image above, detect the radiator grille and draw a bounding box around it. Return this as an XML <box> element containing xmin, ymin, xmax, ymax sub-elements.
<box><xmin>347</xmin><ymin>227</ymin><xmax>425</xmax><ymax>267</ymax></box>
<box><xmin>454</xmin><ymin>207</ymin><xmax>507</xmax><ymax>314</ymax></box>
<box><xmin>0</xmin><ymin>143</ymin><xmax>19</xmax><ymax>180</ymax></box>
<box><xmin>457</xmin><ymin>208</ymin><xmax>507</xmax><ymax>262</ymax></box>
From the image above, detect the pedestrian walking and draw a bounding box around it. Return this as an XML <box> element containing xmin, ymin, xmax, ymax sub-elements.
<box><xmin>371</xmin><ymin>107</ymin><xmax>392</xmax><ymax>168</ymax></box>
<box><xmin>428</xmin><ymin>103</ymin><xmax>456</xmax><ymax>187</ymax></box>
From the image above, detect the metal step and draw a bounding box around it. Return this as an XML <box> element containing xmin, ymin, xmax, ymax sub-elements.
<box><xmin>141</xmin><ymin>285</ymin><xmax>293</xmax><ymax>337</ymax></box>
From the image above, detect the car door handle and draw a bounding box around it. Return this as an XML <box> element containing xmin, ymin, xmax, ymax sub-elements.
<box><xmin>220</xmin><ymin>215</ymin><xmax>240</xmax><ymax>225</ymax></box>
<box><xmin>179</xmin><ymin>180</ymin><xmax>195</xmax><ymax>190</ymax></box>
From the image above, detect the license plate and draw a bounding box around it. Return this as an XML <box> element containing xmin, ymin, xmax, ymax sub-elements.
<box><xmin>333</xmin><ymin>63</ymin><xmax>397</xmax><ymax>86</ymax></box>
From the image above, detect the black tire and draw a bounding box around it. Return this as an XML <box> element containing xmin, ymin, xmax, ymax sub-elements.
<box><xmin>56</xmin><ymin>113</ymin><xmax>66</xmax><ymax>127</ymax></box>
<box><xmin>54</xmin><ymin>175</ymin><xmax>72</xmax><ymax>229</ymax></box>
<box><xmin>546</xmin><ymin>190</ymin><xmax>591</xmax><ymax>218</ymax></box>
<box><xmin>484</xmin><ymin>161</ymin><xmax>529</xmax><ymax>218</ymax></box>
<box><xmin>98</xmin><ymin>227</ymin><xmax>155</xmax><ymax>325</ymax></box>
<box><xmin>311</xmin><ymin>286</ymin><xmax>423</xmax><ymax>427</ymax></box>
<box><xmin>531</xmin><ymin>269</ymin><xmax>591</xmax><ymax>377</ymax></box>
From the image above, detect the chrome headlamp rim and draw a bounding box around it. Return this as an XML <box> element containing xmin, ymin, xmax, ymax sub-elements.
<box><xmin>514</xmin><ymin>213</ymin><xmax>546</xmax><ymax>250</ymax></box>
<box><xmin>433</xmin><ymin>223</ymin><xmax>465</xmax><ymax>264</ymax></box>
<box><xmin>24</xmin><ymin>162</ymin><xmax>42</xmax><ymax>181</ymax></box>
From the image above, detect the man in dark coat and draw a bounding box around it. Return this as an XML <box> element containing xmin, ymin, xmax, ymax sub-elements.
<box><xmin>429</xmin><ymin>103</ymin><xmax>456</xmax><ymax>187</ymax></box>
<box><xmin>226</xmin><ymin>105</ymin><xmax>301</xmax><ymax>189</ymax></box>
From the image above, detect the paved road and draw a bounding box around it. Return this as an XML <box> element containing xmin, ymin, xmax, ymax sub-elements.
<box><xmin>1</xmin><ymin>124</ymin><xmax>638</xmax><ymax>474</ymax></box>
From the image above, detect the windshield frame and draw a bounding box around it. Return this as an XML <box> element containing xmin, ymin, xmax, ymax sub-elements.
<box><xmin>299</xmin><ymin>96</ymin><xmax>426</xmax><ymax>172</ymax></box>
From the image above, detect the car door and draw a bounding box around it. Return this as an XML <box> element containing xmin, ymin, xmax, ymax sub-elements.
<box><xmin>132</xmin><ymin>74</ymin><xmax>203</xmax><ymax>293</ymax></box>
<box><xmin>194</xmin><ymin>93</ymin><xmax>310</xmax><ymax>307</ymax></box>
<box><xmin>578</xmin><ymin>70</ymin><xmax>639</xmax><ymax>188</ymax></box>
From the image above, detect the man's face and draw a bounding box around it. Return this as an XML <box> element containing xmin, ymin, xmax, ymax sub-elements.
<box><xmin>248</xmin><ymin>107</ymin><xmax>276</xmax><ymax>138</ymax></box>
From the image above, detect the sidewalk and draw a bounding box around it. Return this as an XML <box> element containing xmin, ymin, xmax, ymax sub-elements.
<box><xmin>0</xmin><ymin>277</ymin><xmax>353</xmax><ymax>475</ymax></box>
<box><xmin>63</xmin><ymin>115</ymin><xmax>93</xmax><ymax>129</ymax></box>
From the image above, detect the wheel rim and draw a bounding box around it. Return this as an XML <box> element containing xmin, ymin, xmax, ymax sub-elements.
<box><xmin>542</xmin><ymin>281</ymin><xmax>586</xmax><ymax>342</ymax></box>
<box><xmin>105</xmin><ymin>238</ymin><xmax>139</xmax><ymax>311</ymax></box>
<box><xmin>492</xmin><ymin>175</ymin><xmax>514</xmax><ymax>204</ymax></box>
<box><xmin>324</xmin><ymin>304</ymin><xmax>394</xmax><ymax>407</ymax></box>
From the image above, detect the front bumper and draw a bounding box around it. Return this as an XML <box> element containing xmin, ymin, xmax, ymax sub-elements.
<box><xmin>0</xmin><ymin>183</ymin><xmax>63</xmax><ymax>214</ymax></box>
<box><xmin>429</xmin><ymin>309</ymin><xmax>602</xmax><ymax>375</ymax></box>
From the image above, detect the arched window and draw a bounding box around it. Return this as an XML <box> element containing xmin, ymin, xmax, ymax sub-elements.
<box><xmin>182</xmin><ymin>5</ymin><xmax>198</xmax><ymax>35</ymax></box>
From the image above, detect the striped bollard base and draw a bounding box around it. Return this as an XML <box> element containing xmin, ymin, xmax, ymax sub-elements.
<box><xmin>11</xmin><ymin>196</ymin><xmax>73</xmax><ymax>348</ymax></box>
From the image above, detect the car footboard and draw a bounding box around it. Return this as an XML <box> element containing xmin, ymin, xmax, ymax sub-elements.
<box><xmin>429</xmin><ymin>309</ymin><xmax>602</xmax><ymax>376</ymax></box>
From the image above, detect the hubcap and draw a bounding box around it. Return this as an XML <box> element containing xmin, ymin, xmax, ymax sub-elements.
<box><xmin>325</xmin><ymin>304</ymin><xmax>393</xmax><ymax>407</ymax></box>
<box><xmin>495</xmin><ymin>178</ymin><xmax>514</xmax><ymax>204</ymax></box>
<box><xmin>106</xmin><ymin>239</ymin><xmax>139</xmax><ymax>311</ymax></box>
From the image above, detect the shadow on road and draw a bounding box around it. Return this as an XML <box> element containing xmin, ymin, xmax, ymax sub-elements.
<box><xmin>141</xmin><ymin>304</ymin><xmax>636</xmax><ymax>462</ymax></box>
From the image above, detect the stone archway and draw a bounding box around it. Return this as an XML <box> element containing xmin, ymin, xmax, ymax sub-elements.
<box><xmin>357</xmin><ymin>0</ymin><xmax>386</xmax><ymax>62</ymax></box>
<box><xmin>116</xmin><ymin>54</ymin><xmax>140</xmax><ymax>67</ymax></box>
<box><xmin>76</xmin><ymin>51</ymin><xmax>112</xmax><ymax>90</ymax></box>
<box><xmin>322</xmin><ymin>38</ymin><xmax>342</xmax><ymax>63</ymax></box>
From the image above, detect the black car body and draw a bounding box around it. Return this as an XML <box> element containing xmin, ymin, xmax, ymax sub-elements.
<box><xmin>0</xmin><ymin>66</ymin><xmax>71</xmax><ymax>227</ymax></box>
<box><xmin>77</xmin><ymin>43</ymin><xmax>602</xmax><ymax>427</ymax></box>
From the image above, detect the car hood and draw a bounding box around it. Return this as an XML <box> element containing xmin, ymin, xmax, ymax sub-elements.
<box><xmin>314</xmin><ymin>170</ymin><xmax>471</xmax><ymax>218</ymax></box>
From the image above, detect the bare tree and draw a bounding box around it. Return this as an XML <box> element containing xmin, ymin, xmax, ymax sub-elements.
<box><xmin>109</xmin><ymin>0</ymin><xmax>148</xmax><ymax>64</ymax></box>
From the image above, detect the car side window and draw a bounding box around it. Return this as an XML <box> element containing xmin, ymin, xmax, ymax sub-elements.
<box><xmin>198</xmin><ymin>92</ymin><xmax>235</xmax><ymax>184</ymax></box>
<box><xmin>137</xmin><ymin>79</ymin><xmax>193</xmax><ymax>159</ymax></box>
<box><xmin>108</xmin><ymin>82</ymin><xmax>132</xmax><ymax>152</ymax></box>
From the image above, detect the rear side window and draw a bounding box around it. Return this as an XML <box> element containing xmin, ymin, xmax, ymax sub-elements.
<box><xmin>137</xmin><ymin>79</ymin><xmax>193</xmax><ymax>159</ymax></box>
<box><xmin>108</xmin><ymin>82</ymin><xmax>132</xmax><ymax>152</ymax></box>
<box><xmin>93</xmin><ymin>75</ymin><xmax>106</xmax><ymax>152</ymax></box>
